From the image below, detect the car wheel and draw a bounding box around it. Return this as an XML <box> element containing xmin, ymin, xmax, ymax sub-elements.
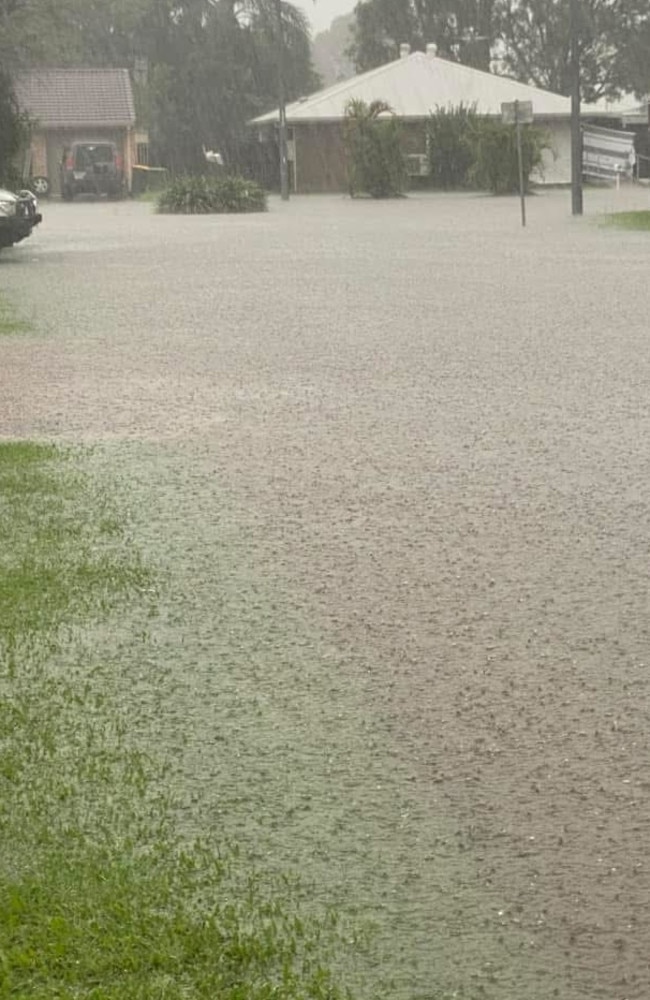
<box><xmin>31</xmin><ymin>176</ymin><xmax>50</xmax><ymax>197</ymax></box>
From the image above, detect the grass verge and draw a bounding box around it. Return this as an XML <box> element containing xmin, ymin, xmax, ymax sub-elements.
<box><xmin>0</xmin><ymin>296</ymin><xmax>30</xmax><ymax>335</ymax></box>
<box><xmin>0</xmin><ymin>440</ymin><xmax>355</xmax><ymax>1000</ymax></box>
<box><xmin>603</xmin><ymin>210</ymin><xmax>650</xmax><ymax>230</ymax></box>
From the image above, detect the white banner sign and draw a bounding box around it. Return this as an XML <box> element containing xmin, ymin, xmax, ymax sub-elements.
<box><xmin>583</xmin><ymin>126</ymin><xmax>636</xmax><ymax>181</ymax></box>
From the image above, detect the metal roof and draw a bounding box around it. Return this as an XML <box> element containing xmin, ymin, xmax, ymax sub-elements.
<box><xmin>252</xmin><ymin>50</ymin><xmax>634</xmax><ymax>125</ymax></box>
<box><xmin>15</xmin><ymin>68</ymin><xmax>136</xmax><ymax>129</ymax></box>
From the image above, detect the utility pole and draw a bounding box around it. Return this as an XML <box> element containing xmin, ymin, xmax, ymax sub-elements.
<box><xmin>275</xmin><ymin>0</ymin><xmax>289</xmax><ymax>201</ymax></box>
<box><xmin>570</xmin><ymin>0</ymin><xmax>583</xmax><ymax>215</ymax></box>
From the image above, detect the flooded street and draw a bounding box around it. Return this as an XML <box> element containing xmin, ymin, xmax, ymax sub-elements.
<box><xmin>2</xmin><ymin>190</ymin><xmax>650</xmax><ymax>999</ymax></box>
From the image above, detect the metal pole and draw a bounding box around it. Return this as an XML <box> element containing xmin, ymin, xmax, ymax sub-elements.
<box><xmin>275</xmin><ymin>0</ymin><xmax>289</xmax><ymax>201</ymax></box>
<box><xmin>515</xmin><ymin>102</ymin><xmax>526</xmax><ymax>227</ymax></box>
<box><xmin>570</xmin><ymin>0</ymin><xmax>583</xmax><ymax>215</ymax></box>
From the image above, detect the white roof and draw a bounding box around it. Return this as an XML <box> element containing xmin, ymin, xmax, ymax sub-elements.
<box><xmin>252</xmin><ymin>50</ymin><xmax>633</xmax><ymax>124</ymax></box>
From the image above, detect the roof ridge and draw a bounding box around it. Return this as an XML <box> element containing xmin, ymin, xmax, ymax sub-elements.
<box><xmin>285</xmin><ymin>55</ymin><xmax>414</xmax><ymax>114</ymax></box>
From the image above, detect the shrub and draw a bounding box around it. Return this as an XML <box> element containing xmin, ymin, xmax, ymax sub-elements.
<box><xmin>0</xmin><ymin>71</ymin><xmax>31</xmax><ymax>188</ymax></box>
<box><xmin>471</xmin><ymin>120</ymin><xmax>550</xmax><ymax>194</ymax></box>
<box><xmin>344</xmin><ymin>99</ymin><xmax>406</xmax><ymax>198</ymax></box>
<box><xmin>157</xmin><ymin>174</ymin><xmax>267</xmax><ymax>214</ymax></box>
<box><xmin>427</xmin><ymin>104</ymin><xmax>479</xmax><ymax>190</ymax></box>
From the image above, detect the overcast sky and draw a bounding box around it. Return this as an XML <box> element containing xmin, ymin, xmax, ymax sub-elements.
<box><xmin>298</xmin><ymin>0</ymin><xmax>356</xmax><ymax>36</ymax></box>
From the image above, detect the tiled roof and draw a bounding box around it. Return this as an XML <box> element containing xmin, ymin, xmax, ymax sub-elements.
<box><xmin>252</xmin><ymin>50</ymin><xmax>635</xmax><ymax>124</ymax></box>
<box><xmin>15</xmin><ymin>68</ymin><xmax>136</xmax><ymax>129</ymax></box>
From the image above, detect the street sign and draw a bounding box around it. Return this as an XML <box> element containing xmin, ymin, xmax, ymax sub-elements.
<box><xmin>500</xmin><ymin>101</ymin><xmax>534</xmax><ymax>227</ymax></box>
<box><xmin>501</xmin><ymin>100</ymin><xmax>534</xmax><ymax>125</ymax></box>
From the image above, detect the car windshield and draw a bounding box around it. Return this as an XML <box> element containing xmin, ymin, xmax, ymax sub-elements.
<box><xmin>74</xmin><ymin>145</ymin><xmax>115</xmax><ymax>168</ymax></box>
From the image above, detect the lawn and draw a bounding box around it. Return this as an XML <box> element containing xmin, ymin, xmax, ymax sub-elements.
<box><xmin>603</xmin><ymin>209</ymin><xmax>650</xmax><ymax>229</ymax></box>
<box><xmin>0</xmin><ymin>294</ymin><xmax>355</xmax><ymax>999</ymax></box>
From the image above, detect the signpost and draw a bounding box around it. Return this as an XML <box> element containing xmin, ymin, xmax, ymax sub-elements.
<box><xmin>501</xmin><ymin>100</ymin><xmax>533</xmax><ymax>228</ymax></box>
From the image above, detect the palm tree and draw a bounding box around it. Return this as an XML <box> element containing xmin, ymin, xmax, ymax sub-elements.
<box><xmin>344</xmin><ymin>98</ymin><xmax>405</xmax><ymax>198</ymax></box>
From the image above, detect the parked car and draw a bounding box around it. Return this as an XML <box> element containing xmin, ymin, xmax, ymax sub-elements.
<box><xmin>60</xmin><ymin>141</ymin><xmax>126</xmax><ymax>200</ymax></box>
<box><xmin>0</xmin><ymin>188</ymin><xmax>42</xmax><ymax>250</ymax></box>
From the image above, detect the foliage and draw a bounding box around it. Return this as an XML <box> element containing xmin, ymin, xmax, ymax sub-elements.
<box><xmin>470</xmin><ymin>119</ymin><xmax>549</xmax><ymax>194</ymax></box>
<box><xmin>344</xmin><ymin>98</ymin><xmax>406</xmax><ymax>198</ymax></box>
<box><xmin>157</xmin><ymin>174</ymin><xmax>267</xmax><ymax>213</ymax></box>
<box><xmin>0</xmin><ymin>70</ymin><xmax>30</xmax><ymax>187</ymax></box>
<box><xmin>0</xmin><ymin>432</ymin><xmax>356</xmax><ymax>1000</ymax></box>
<box><xmin>427</xmin><ymin>103</ymin><xmax>479</xmax><ymax>189</ymax></box>
<box><xmin>143</xmin><ymin>0</ymin><xmax>319</xmax><ymax>175</ymax></box>
<box><xmin>0</xmin><ymin>0</ymin><xmax>319</xmax><ymax>179</ymax></box>
<box><xmin>498</xmin><ymin>0</ymin><xmax>650</xmax><ymax>101</ymax></box>
<box><xmin>347</xmin><ymin>0</ymin><xmax>495</xmax><ymax>72</ymax></box>
<box><xmin>347</xmin><ymin>0</ymin><xmax>650</xmax><ymax>101</ymax></box>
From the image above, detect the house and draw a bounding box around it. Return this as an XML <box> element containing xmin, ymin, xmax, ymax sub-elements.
<box><xmin>252</xmin><ymin>45</ymin><xmax>634</xmax><ymax>193</ymax></box>
<box><xmin>14</xmin><ymin>68</ymin><xmax>145</xmax><ymax>197</ymax></box>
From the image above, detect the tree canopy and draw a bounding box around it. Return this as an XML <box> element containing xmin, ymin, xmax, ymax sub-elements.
<box><xmin>2</xmin><ymin>0</ymin><xmax>319</xmax><ymax>175</ymax></box>
<box><xmin>499</xmin><ymin>0</ymin><xmax>650</xmax><ymax>101</ymax></box>
<box><xmin>348</xmin><ymin>0</ymin><xmax>650</xmax><ymax>100</ymax></box>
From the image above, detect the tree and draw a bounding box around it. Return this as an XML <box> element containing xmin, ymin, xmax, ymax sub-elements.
<box><xmin>0</xmin><ymin>70</ymin><xmax>30</xmax><ymax>185</ymax></box>
<box><xmin>427</xmin><ymin>103</ymin><xmax>478</xmax><ymax>188</ymax></box>
<box><xmin>145</xmin><ymin>0</ymin><xmax>318</xmax><ymax>173</ymax></box>
<box><xmin>0</xmin><ymin>0</ymin><xmax>318</xmax><ymax>178</ymax></box>
<box><xmin>347</xmin><ymin>0</ymin><xmax>497</xmax><ymax>72</ymax></box>
<box><xmin>470</xmin><ymin>117</ymin><xmax>549</xmax><ymax>192</ymax></box>
<box><xmin>344</xmin><ymin>98</ymin><xmax>406</xmax><ymax>196</ymax></box>
<box><xmin>348</xmin><ymin>0</ymin><xmax>650</xmax><ymax>101</ymax></box>
<box><xmin>498</xmin><ymin>0</ymin><xmax>650</xmax><ymax>101</ymax></box>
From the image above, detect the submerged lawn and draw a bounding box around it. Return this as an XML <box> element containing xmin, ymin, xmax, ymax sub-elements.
<box><xmin>603</xmin><ymin>209</ymin><xmax>650</xmax><ymax>230</ymax></box>
<box><xmin>0</xmin><ymin>438</ymin><xmax>354</xmax><ymax>1000</ymax></box>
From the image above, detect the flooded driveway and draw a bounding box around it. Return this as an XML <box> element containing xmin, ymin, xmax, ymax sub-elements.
<box><xmin>2</xmin><ymin>191</ymin><xmax>650</xmax><ymax>999</ymax></box>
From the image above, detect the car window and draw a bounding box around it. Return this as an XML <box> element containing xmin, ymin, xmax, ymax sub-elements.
<box><xmin>74</xmin><ymin>145</ymin><xmax>115</xmax><ymax>168</ymax></box>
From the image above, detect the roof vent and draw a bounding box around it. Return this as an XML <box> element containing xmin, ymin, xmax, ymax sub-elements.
<box><xmin>399</xmin><ymin>43</ymin><xmax>411</xmax><ymax>59</ymax></box>
<box><xmin>426</xmin><ymin>43</ymin><xmax>438</xmax><ymax>57</ymax></box>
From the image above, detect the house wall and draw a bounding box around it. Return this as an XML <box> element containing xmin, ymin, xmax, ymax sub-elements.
<box><xmin>293</xmin><ymin>120</ymin><xmax>429</xmax><ymax>194</ymax></box>
<box><xmin>294</xmin><ymin>123</ymin><xmax>348</xmax><ymax>193</ymax></box>
<box><xmin>34</xmin><ymin>127</ymin><xmax>132</xmax><ymax>196</ymax></box>
<box><xmin>30</xmin><ymin>132</ymin><xmax>48</xmax><ymax>178</ymax></box>
<box><xmin>293</xmin><ymin>118</ymin><xmax>571</xmax><ymax>193</ymax></box>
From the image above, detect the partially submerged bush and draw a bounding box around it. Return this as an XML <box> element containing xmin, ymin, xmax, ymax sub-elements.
<box><xmin>471</xmin><ymin>120</ymin><xmax>550</xmax><ymax>194</ymax></box>
<box><xmin>157</xmin><ymin>174</ymin><xmax>267</xmax><ymax>214</ymax></box>
<box><xmin>427</xmin><ymin>104</ymin><xmax>479</xmax><ymax>190</ymax></box>
<box><xmin>427</xmin><ymin>104</ymin><xmax>550</xmax><ymax>194</ymax></box>
<box><xmin>344</xmin><ymin>99</ymin><xmax>406</xmax><ymax>198</ymax></box>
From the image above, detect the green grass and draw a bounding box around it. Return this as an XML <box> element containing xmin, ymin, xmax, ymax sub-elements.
<box><xmin>603</xmin><ymin>210</ymin><xmax>650</xmax><ymax>230</ymax></box>
<box><xmin>0</xmin><ymin>439</ymin><xmax>355</xmax><ymax>1000</ymax></box>
<box><xmin>0</xmin><ymin>297</ymin><xmax>30</xmax><ymax>335</ymax></box>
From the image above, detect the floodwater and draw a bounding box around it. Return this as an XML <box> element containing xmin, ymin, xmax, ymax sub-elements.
<box><xmin>2</xmin><ymin>189</ymin><xmax>650</xmax><ymax>1000</ymax></box>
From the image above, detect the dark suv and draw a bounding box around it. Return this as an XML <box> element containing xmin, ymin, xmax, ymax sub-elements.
<box><xmin>60</xmin><ymin>141</ymin><xmax>125</xmax><ymax>200</ymax></box>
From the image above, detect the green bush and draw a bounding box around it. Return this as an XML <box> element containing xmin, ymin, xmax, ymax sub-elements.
<box><xmin>471</xmin><ymin>120</ymin><xmax>550</xmax><ymax>194</ymax></box>
<box><xmin>427</xmin><ymin>105</ymin><xmax>550</xmax><ymax>194</ymax></box>
<box><xmin>157</xmin><ymin>174</ymin><xmax>267</xmax><ymax>214</ymax></box>
<box><xmin>344</xmin><ymin>99</ymin><xmax>406</xmax><ymax>198</ymax></box>
<box><xmin>427</xmin><ymin>104</ymin><xmax>478</xmax><ymax>189</ymax></box>
<box><xmin>0</xmin><ymin>70</ymin><xmax>31</xmax><ymax>188</ymax></box>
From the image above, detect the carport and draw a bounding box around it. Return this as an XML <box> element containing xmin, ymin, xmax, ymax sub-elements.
<box><xmin>15</xmin><ymin>68</ymin><xmax>138</xmax><ymax>197</ymax></box>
